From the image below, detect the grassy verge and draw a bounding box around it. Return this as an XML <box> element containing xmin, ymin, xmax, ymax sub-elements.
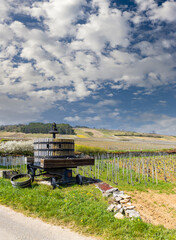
<box><xmin>0</xmin><ymin>178</ymin><xmax>176</xmax><ymax>239</ymax></box>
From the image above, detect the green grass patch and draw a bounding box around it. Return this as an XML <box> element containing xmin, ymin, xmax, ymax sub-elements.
<box><xmin>0</xmin><ymin>139</ymin><xmax>10</xmax><ymax>142</ymax></box>
<box><xmin>85</xmin><ymin>131</ymin><xmax>94</xmax><ymax>137</ymax></box>
<box><xmin>13</xmin><ymin>177</ymin><xmax>30</xmax><ymax>182</ymax></box>
<box><xmin>105</xmin><ymin>175</ymin><xmax>176</xmax><ymax>194</ymax></box>
<box><xmin>75</xmin><ymin>144</ymin><xmax>107</xmax><ymax>155</ymax></box>
<box><xmin>0</xmin><ymin>165</ymin><xmax>10</xmax><ymax>170</ymax></box>
<box><xmin>0</xmin><ymin>178</ymin><xmax>175</xmax><ymax>239</ymax></box>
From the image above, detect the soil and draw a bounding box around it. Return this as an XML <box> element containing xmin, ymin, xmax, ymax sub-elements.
<box><xmin>127</xmin><ymin>190</ymin><xmax>176</xmax><ymax>229</ymax></box>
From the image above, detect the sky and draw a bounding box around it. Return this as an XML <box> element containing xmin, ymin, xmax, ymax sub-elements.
<box><xmin>0</xmin><ymin>0</ymin><xmax>176</xmax><ymax>135</ymax></box>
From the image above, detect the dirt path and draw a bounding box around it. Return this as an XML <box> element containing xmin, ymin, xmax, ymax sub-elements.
<box><xmin>127</xmin><ymin>190</ymin><xmax>176</xmax><ymax>229</ymax></box>
<box><xmin>0</xmin><ymin>205</ymin><xmax>96</xmax><ymax>240</ymax></box>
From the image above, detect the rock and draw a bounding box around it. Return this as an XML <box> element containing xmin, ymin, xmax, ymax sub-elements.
<box><xmin>113</xmin><ymin>196</ymin><xmax>122</xmax><ymax>202</ymax></box>
<box><xmin>123</xmin><ymin>202</ymin><xmax>132</xmax><ymax>207</ymax></box>
<box><xmin>119</xmin><ymin>207</ymin><xmax>125</xmax><ymax>215</ymax></box>
<box><xmin>113</xmin><ymin>191</ymin><xmax>124</xmax><ymax>198</ymax></box>
<box><xmin>120</xmin><ymin>199</ymin><xmax>130</xmax><ymax>204</ymax></box>
<box><xmin>106</xmin><ymin>188</ymin><xmax>118</xmax><ymax>194</ymax></box>
<box><xmin>107</xmin><ymin>204</ymin><xmax>116</xmax><ymax>212</ymax></box>
<box><xmin>40</xmin><ymin>181</ymin><xmax>51</xmax><ymax>186</ymax></box>
<box><xmin>121</xmin><ymin>194</ymin><xmax>131</xmax><ymax>200</ymax></box>
<box><xmin>114</xmin><ymin>204</ymin><xmax>122</xmax><ymax>212</ymax></box>
<box><xmin>125</xmin><ymin>210</ymin><xmax>140</xmax><ymax>218</ymax></box>
<box><xmin>103</xmin><ymin>192</ymin><xmax>112</xmax><ymax>197</ymax></box>
<box><xmin>124</xmin><ymin>205</ymin><xmax>135</xmax><ymax>211</ymax></box>
<box><xmin>114</xmin><ymin>212</ymin><xmax>124</xmax><ymax>219</ymax></box>
<box><xmin>0</xmin><ymin>170</ymin><xmax>18</xmax><ymax>179</ymax></box>
<box><xmin>126</xmin><ymin>202</ymin><xmax>132</xmax><ymax>206</ymax></box>
<box><xmin>0</xmin><ymin>170</ymin><xmax>4</xmax><ymax>178</ymax></box>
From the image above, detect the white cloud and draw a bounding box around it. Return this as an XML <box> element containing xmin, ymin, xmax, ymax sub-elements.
<box><xmin>64</xmin><ymin>115</ymin><xmax>100</xmax><ymax>123</ymax></box>
<box><xmin>0</xmin><ymin>0</ymin><xmax>175</xmax><ymax>125</ymax></box>
<box><xmin>134</xmin><ymin>0</ymin><xmax>176</xmax><ymax>23</ymax></box>
<box><xmin>135</xmin><ymin>0</ymin><xmax>156</xmax><ymax>12</ymax></box>
<box><xmin>84</xmin><ymin>116</ymin><xmax>100</xmax><ymax>122</ymax></box>
<box><xmin>81</xmin><ymin>99</ymin><xmax>117</xmax><ymax>108</ymax></box>
<box><xmin>133</xmin><ymin>113</ymin><xmax>176</xmax><ymax>135</ymax></box>
<box><xmin>149</xmin><ymin>1</ymin><xmax>176</xmax><ymax>22</ymax></box>
<box><xmin>64</xmin><ymin>116</ymin><xmax>81</xmax><ymax>122</ymax></box>
<box><xmin>58</xmin><ymin>106</ymin><xmax>65</xmax><ymax>111</ymax></box>
<box><xmin>108</xmin><ymin>108</ymin><xmax>120</xmax><ymax>120</ymax></box>
<box><xmin>0</xmin><ymin>95</ymin><xmax>43</xmax><ymax>125</ymax></box>
<box><xmin>158</xmin><ymin>100</ymin><xmax>167</xmax><ymax>105</ymax></box>
<box><xmin>77</xmin><ymin>1</ymin><xmax>130</xmax><ymax>52</ymax></box>
<box><xmin>96</xmin><ymin>99</ymin><xmax>117</xmax><ymax>107</ymax></box>
<box><xmin>0</xmin><ymin>0</ymin><xmax>10</xmax><ymax>23</ymax></box>
<box><xmin>27</xmin><ymin>0</ymin><xmax>86</xmax><ymax>38</ymax></box>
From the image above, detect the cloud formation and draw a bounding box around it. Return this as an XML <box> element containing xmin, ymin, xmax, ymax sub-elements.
<box><xmin>0</xmin><ymin>0</ymin><xmax>176</xmax><ymax>134</ymax></box>
<box><xmin>132</xmin><ymin>113</ymin><xmax>176</xmax><ymax>135</ymax></box>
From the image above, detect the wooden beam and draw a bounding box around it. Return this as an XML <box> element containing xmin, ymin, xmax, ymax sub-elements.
<box><xmin>40</xmin><ymin>157</ymin><xmax>94</xmax><ymax>168</ymax></box>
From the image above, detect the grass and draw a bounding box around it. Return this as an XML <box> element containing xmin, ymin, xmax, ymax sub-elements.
<box><xmin>0</xmin><ymin>178</ymin><xmax>176</xmax><ymax>239</ymax></box>
<box><xmin>0</xmin><ymin>166</ymin><xmax>10</xmax><ymax>170</ymax></box>
<box><xmin>76</xmin><ymin>165</ymin><xmax>176</xmax><ymax>194</ymax></box>
<box><xmin>75</xmin><ymin>144</ymin><xmax>107</xmax><ymax>155</ymax></box>
<box><xmin>0</xmin><ymin>139</ymin><xmax>10</xmax><ymax>142</ymax></box>
<box><xmin>76</xmin><ymin>135</ymin><xmax>88</xmax><ymax>138</ymax></box>
<box><xmin>13</xmin><ymin>177</ymin><xmax>30</xmax><ymax>182</ymax></box>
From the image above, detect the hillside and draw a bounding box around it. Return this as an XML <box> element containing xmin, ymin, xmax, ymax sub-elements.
<box><xmin>0</xmin><ymin>127</ymin><xmax>176</xmax><ymax>151</ymax></box>
<box><xmin>74</xmin><ymin>128</ymin><xmax>176</xmax><ymax>151</ymax></box>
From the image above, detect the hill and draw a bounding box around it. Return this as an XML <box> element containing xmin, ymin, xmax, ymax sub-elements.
<box><xmin>74</xmin><ymin>128</ymin><xmax>176</xmax><ymax>151</ymax></box>
<box><xmin>0</xmin><ymin>127</ymin><xmax>176</xmax><ymax>151</ymax></box>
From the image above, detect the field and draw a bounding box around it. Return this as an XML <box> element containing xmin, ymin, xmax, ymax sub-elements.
<box><xmin>0</xmin><ymin>128</ymin><xmax>176</xmax><ymax>238</ymax></box>
<box><xmin>74</xmin><ymin>128</ymin><xmax>176</xmax><ymax>151</ymax></box>
<box><xmin>1</xmin><ymin>128</ymin><xmax>176</xmax><ymax>151</ymax></box>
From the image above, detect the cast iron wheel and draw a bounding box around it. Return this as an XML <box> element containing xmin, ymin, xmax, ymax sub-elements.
<box><xmin>51</xmin><ymin>177</ymin><xmax>57</xmax><ymax>189</ymax></box>
<box><xmin>76</xmin><ymin>174</ymin><xmax>83</xmax><ymax>185</ymax></box>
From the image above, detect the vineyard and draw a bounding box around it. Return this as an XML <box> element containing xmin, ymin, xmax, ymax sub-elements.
<box><xmin>0</xmin><ymin>139</ymin><xmax>176</xmax><ymax>188</ymax></box>
<box><xmin>75</xmin><ymin>153</ymin><xmax>176</xmax><ymax>187</ymax></box>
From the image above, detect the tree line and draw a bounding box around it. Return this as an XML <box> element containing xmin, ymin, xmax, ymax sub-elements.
<box><xmin>0</xmin><ymin>122</ymin><xmax>75</xmax><ymax>135</ymax></box>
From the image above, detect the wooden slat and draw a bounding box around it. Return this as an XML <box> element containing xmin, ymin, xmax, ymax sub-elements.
<box><xmin>26</xmin><ymin>157</ymin><xmax>34</xmax><ymax>164</ymax></box>
<box><xmin>40</xmin><ymin>157</ymin><xmax>94</xmax><ymax>168</ymax></box>
<box><xmin>34</xmin><ymin>138</ymin><xmax>75</xmax><ymax>162</ymax></box>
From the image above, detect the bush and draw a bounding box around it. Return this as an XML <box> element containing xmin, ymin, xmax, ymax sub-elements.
<box><xmin>0</xmin><ymin>140</ymin><xmax>34</xmax><ymax>156</ymax></box>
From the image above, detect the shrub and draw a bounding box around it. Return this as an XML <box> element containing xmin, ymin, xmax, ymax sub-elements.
<box><xmin>0</xmin><ymin>140</ymin><xmax>34</xmax><ymax>156</ymax></box>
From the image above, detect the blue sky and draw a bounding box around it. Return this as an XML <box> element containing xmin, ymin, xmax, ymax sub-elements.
<box><xmin>0</xmin><ymin>0</ymin><xmax>176</xmax><ymax>135</ymax></box>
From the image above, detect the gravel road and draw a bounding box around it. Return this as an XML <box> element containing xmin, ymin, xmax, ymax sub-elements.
<box><xmin>0</xmin><ymin>205</ymin><xmax>95</xmax><ymax>240</ymax></box>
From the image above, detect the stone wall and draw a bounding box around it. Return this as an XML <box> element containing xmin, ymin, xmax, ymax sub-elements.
<box><xmin>95</xmin><ymin>182</ymin><xmax>140</xmax><ymax>219</ymax></box>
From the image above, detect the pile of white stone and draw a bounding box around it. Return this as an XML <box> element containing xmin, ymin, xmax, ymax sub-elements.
<box><xmin>105</xmin><ymin>188</ymin><xmax>141</xmax><ymax>219</ymax></box>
